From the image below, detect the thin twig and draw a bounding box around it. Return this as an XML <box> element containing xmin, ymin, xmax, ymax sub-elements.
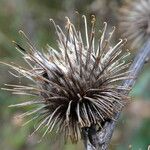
<box><xmin>83</xmin><ymin>40</ymin><xmax>150</xmax><ymax>150</ymax></box>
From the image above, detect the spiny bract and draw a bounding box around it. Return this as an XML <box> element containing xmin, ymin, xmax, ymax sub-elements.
<box><xmin>4</xmin><ymin>15</ymin><xmax>130</xmax><ymax>143</ymax></box>
<box><xmin>120</xmin><ymin>0</ymin><xmax>150</xmax><ymax>48</ymax></box>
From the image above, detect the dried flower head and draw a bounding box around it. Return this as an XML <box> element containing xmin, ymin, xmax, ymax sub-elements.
<box><xmin>120</xmin><ymin>0</ymin><xmax>150</xmax><ymax>48</ymax></box>
<box><xmin>3</xmin><ymin>15</ymin><xmax>131</xmax><ymax>143</ymax></box>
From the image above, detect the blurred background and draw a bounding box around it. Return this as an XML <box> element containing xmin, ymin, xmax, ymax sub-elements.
<box><xmin>0</xmin><ymin>0</ymin><xmax>149</xmax><ymax>150</ymax></box>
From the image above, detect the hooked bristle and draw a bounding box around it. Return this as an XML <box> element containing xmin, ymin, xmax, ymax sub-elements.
<box><xmin>4</xmin><ymin>15</ymin><xmax>131</xmax><ymax>143</ymax></box>
<box><xmin>119</xmin><ymin>0</ymin><xmax>150</xmax><ymax>48</ymax></box>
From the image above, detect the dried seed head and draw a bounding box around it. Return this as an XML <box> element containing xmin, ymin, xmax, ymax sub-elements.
<box><xmin>5</xmin><ymin>15</ymin><xmax>130</xmax><ymax>143</ymax></box>
<box><xmin>120</xmin><ymin>0</ymin><xmax>150</xmax><ymax>48</ymax></box>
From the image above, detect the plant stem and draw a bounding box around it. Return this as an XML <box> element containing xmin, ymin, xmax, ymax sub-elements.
<box><xmin>83</xmin><ymin>40</ymin><xmax>150</xmax><ymax>150</ymax></box>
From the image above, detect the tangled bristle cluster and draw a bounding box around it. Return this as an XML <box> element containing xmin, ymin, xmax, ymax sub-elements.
<box><xmin>4</xmin><ymin>15</ymin><xmax>130</xmax><ymax>143</ymax></box>
<box><xmin>120</xmin><ymin>0</ymin><xmax>150</xmax><ymax>48</ymax></box>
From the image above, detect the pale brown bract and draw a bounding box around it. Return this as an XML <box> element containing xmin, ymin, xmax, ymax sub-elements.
<box><xmin>3</xmin><ymin>15</ymin><xmax>131</xmax><ymax>143</ymax></box>
<box><xmin>120</xmin><ymin>0</ymin><xmax>150</xmax><ymax>48</ymax></box>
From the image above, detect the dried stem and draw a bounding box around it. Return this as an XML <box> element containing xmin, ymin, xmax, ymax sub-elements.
<box><xmin>83</xmin><ymin>40</ymin><xmax>150</xmax><ymax>150</ymax></box>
